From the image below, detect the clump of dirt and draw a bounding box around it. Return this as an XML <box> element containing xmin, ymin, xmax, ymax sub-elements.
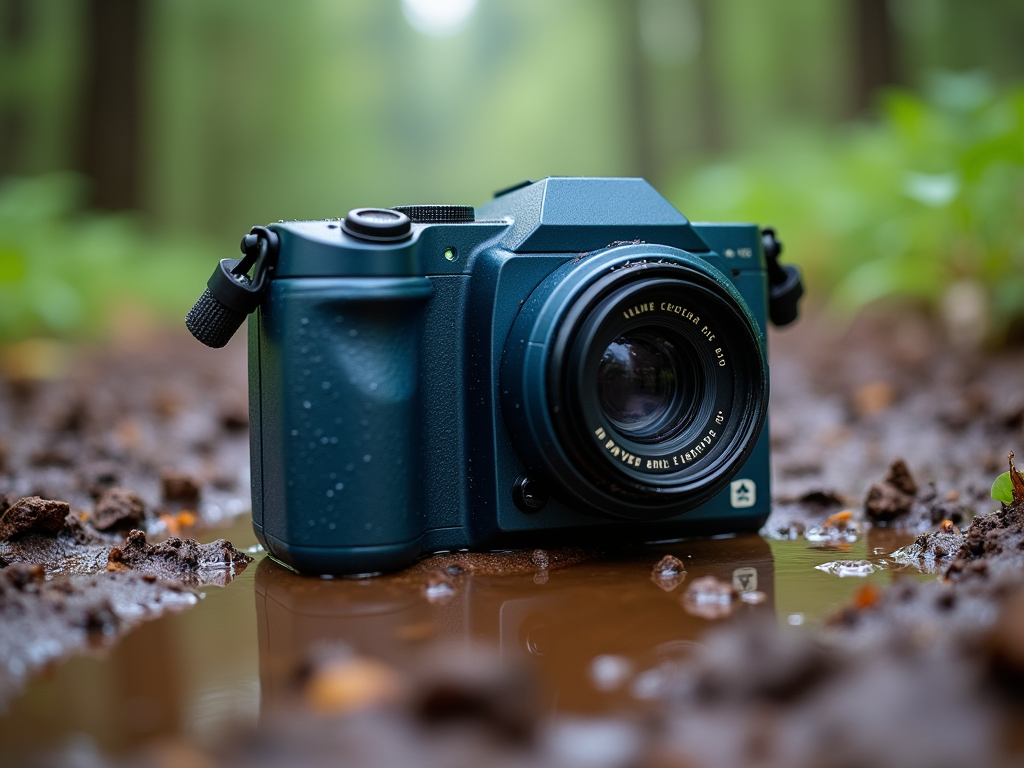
<box><xmin>91</xmin><ymin>487</ymin><xmax>147</xmax><ymax>532</ymax></box>
<box><xmin>0</xmin><ymin>496</ymin><xmax>70</xmax><ymax>540</ymax></box>
<box><xmin>892</xmin><ymin>524</ymin><xmax>966</xmax><ymax>571</ymax></box>
<box><xmin>650</xmin><ymin>554</ymin><xmax>687</xmax><ymax>591</ymax></box>
<box><xmin>107</xmin><ymin>529</ymin><xmax>252</xmax><ymax>584</ymax></box>
<box><xmin>864</xmin><ymin>458</ymin><xmax>918</xmax><ymax>522</ymax></box>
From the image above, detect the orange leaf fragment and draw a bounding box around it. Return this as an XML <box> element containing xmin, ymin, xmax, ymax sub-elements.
<box><xmin>852</xmin><ymin>583</ymin><xmax>881</xmax><ymax>610</ymax></box>
<box><xmin>306</xmin><ymin>657</ymin><xmax>403</xmax><ymax>714</ymax></box>
<box><xmin>824</xmin><ymin>510</ymin><xmax>854</xmax><ymax>530</ymax></box>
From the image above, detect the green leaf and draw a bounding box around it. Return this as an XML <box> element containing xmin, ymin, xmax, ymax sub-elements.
<box><xmin>992</xmin><ymin>472</ymin><xmax>1015</xmax><ymax>503</ymax></box>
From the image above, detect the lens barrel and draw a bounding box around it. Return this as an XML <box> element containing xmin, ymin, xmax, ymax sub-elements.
<box><xmin>501</xmin><ymin>244</ymin><xmax>768</xmax><ymax>520</ymax></box>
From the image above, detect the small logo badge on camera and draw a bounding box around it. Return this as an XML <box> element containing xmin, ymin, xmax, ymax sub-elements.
<box><xmin>730</xmin><ymin>479</ymin><xmax>756</xmax><ymax>508</ymax></box>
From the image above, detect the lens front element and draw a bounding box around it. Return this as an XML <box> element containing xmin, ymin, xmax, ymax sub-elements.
<box><xmin>596</xmin><ymin>333</ymin><xmax>694</xmax><ymax>442</ymax></box>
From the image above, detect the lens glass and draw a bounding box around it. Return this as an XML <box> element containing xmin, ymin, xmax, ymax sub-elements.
<box><xmin>596</xmin><ymin>333</ymin><xmax>688</xmax><ymax>439</ymax></box>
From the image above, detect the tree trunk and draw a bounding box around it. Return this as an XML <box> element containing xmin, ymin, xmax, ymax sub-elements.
<box><xmin>79</xmin><ymin>0</ymin><xmax>144</xmax><ymax>210</ymax></box>
<box><xmin>851</xmin><ymin>0</ymin><xmax>900</xmax><ymax>115</ymax></box>
<box><xmin>622</xmin><ymin>0</ymin><xmax>656</xmax><ymax>184</ymax></box>
<box><xmin>0</xmin><ymin>0</ymin><xmax>31</xmax><ymax>176</ymax></box>
<box><xmin>694</xmin><ymin>0</ymin><xmax>723</xmax><ymax>155</ymax></box>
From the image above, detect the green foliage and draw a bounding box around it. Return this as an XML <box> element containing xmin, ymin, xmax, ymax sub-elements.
<box><xmin>0</xmin><ymin>174</ymin><xmax>217</xmax><ymax>341</ymax></box>
<box><xmin>992</xmin><ymin>471</ymin><xmax>1015</xmax><ymax>504</ymax></box>
<box><xmin>674</xmin><ymin>73</ymin><xmax>1024</xmax><ymax>341</ymax></box>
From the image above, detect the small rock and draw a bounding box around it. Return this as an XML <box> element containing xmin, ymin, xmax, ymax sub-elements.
<box><xmin>530</xmin><ymin>549</ymin><xmax>550</xmax><ymax>569</ymax></box>
<box><xmin>0</xmin><ymin>496</ymin><xmax>70</xmax><ymax>541</ymax></box>
<box><xmin>91</xmin><ymin>487</ymin><xmax>146</xmax><ymax>532</ymax></box>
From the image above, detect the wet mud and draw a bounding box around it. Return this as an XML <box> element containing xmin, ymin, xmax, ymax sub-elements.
<box><xmin>0</xmin><ymin>335</ymin><xmax>250</xmax><ymax>532</ymax></box>
<box><xmin>0</xmin><ymin>491</ymin><xmax>251</xmax><ymax>711</ymax></box>
<box><xmin>3</xmin><ymin>315</ymin><xmax>1024</xmax><ymax>766</ymax></box>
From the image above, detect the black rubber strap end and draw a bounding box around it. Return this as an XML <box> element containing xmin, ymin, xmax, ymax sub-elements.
<box><xmin>185</xmin><ymin>288</ymin><xmax>248</xmax><ymax>349</ymax></box>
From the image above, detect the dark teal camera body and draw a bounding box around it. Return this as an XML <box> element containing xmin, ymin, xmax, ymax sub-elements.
<box><xmin>188</xmin><ymin>177</ymin><xmax>801</xmax><ymax>575</ymax></box>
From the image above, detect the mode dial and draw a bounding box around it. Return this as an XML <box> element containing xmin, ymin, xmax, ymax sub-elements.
<box><xmin>392</xmin><ymin>205</ymin><xmax>475</xmax><ymax>224</ymax></box>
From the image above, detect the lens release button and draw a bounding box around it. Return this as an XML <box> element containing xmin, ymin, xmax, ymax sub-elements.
<box><xmin>513</xmin><ymin>475</ymin><xmax>549</xmax><ymax>513</ymax></box>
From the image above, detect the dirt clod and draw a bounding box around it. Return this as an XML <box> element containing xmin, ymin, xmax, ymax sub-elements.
<box><xmin>107</xmin><ymin>529</ymin><xmax>251</xmax><ymax>579</ymax></box>
<box><xmin>91</xmin><ymin>487</ymin><xmax>146</xmax><ymax>532</ymax></box>
<box><xmin>864</xmin><ymin>458</ymin><xmax>918</xmax><ymax>522</ymax></box>
<box><xmin>160</xmin><ymin>470</ymin><xmax>202</xmax><ymax>505</ymax></box>
<box><xmin>529</xmin><ymin>549</ymin><xmax>550</xmax><ymax>569</ymax></box>
<box><xmin>0</xmin><ymin>497</ymin><xmax>70</xmax><ymax>541</ymax></box>
<box><xmin>652</xmin><ymin>554</ymin><xmax>685</xmax><ymax>578</ymax></box>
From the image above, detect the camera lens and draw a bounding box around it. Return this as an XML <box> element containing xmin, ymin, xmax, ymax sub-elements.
<box><xmin>501</xmin><ymin>245</ymin><xmax>769</xmax><ymax>520</ymax></box>
<box><xmin>596</xmin><ymin>333</ymin><xmax>694</xmax><ymax>441</ymax></box>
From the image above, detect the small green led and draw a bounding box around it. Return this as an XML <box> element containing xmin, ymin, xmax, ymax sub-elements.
<box><xmin>444</xmin><ymin>247</ymin><xmax>457</xmax><ymax>262</ymax></box>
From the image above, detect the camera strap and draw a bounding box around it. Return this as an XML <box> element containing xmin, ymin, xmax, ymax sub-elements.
<box><xmin>762</xmin><ymin>228</ymin><xmax>803</xmax><ymax>327</ymax></box>
<box><xmin>185</xmin><ymin>227</ymin><xmax>279</xmax><ymax>348</ymax></box>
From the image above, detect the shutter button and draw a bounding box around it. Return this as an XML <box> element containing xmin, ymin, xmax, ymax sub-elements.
<box><xmin>342</xmin><ymin>208</ymin><xmax>412</xmax><ymax>243</ymax></box>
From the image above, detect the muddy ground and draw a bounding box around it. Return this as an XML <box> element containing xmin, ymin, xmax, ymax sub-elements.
<box><xmin>0</xmin><ymin>335</ymin><xmax>253</xmax><ymax>709</ymax></box>
<box><xmin>4</xmin><ymin>310</ymin><xmax>1024</xmax><ymax>767</ymax></box>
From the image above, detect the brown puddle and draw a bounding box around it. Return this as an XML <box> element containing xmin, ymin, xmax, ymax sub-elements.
<box><xmin>0</xmin><ymin>514</ymin><xmax>930</xmax><ymax>762</ymax></box>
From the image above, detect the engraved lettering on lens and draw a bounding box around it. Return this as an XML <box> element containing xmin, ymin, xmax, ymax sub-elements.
<box><xmin>622</xmin><ymin>302</ymin><xmax>656</xmax><ymax>320</ymax></box>
<box><xmin>659</xmin><ymin>302</ymin><xmax>699</xmax><ymax>324</ymax></box>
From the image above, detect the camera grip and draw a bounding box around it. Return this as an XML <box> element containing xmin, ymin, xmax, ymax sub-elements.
<box><xmin>254</xmin><ymin>277</ymin><xmax>434</xmax><ymax>574</ymax></box>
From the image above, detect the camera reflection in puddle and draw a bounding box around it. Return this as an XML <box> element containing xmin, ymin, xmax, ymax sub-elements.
<box><xmin>254</xmin><ymin>535</ymin><xmax>775</xmax><ymax>715</ymax></box>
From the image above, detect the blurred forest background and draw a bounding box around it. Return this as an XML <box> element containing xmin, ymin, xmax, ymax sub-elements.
<box><xmin>0</xmin><ymin>0</ymin><xmax>1022</xmax><ymax>345</ymax></box>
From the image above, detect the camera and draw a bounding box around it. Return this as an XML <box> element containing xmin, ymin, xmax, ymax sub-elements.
<box><xmin>186</xmin><ymin>177</ymin><xmax>802</xmax><ymax>575</ymax></box>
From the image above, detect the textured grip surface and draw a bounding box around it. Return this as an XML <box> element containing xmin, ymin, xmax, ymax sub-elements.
<box><xmin>185</xmin><ymin>288</ymin><xmax>248</xmax><ymax>348</ymax></box>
